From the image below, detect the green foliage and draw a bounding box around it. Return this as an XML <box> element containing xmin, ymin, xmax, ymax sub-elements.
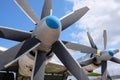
<box><xmin>88</xmin><ymin>73</ymin><xmax>101</xmax><ymax>76</ymax></box>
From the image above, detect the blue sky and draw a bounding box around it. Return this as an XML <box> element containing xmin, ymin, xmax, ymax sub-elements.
<box><xmin>1</xmin><ymin>0</ymin><xmax>120</xmax><ymax>76</ymax></box>
<box><xmin>0</xmin><ymin>0</ymin><xmax>76</xmax><ymax>48</ymax></box>
<box><xmin>0</xmin><ymin>0</ymin><xmax>83</xmax><ymax>62</ymax></box>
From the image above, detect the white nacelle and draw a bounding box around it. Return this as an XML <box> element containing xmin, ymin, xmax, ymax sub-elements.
<box><xmin>78</xmin><ymin>54</ymin><xmax>99</xmax><ymax>72</ymax></box>
<box><xmin>99</xmin><ymin>51</ymin><xmax>113</xmax><ymax>61</ymax></box>
<box><xmin>82</xmin><ymin>63</ymin><xmax>98</xmax><ymax>72</ymax></box>
<box><xmin>18</xmin><ymin>53</ymin><xmax>52</xmax><ymax>77</ymax></box>
<box><xmin>33</xmin><ymin>18</ymin><xmax>61</xmax><ymax>52</ymax></box>
<box><xmin>18</xmin><ymin>54</ymin><xmax>34</xmax><ymax>77</ymax></box>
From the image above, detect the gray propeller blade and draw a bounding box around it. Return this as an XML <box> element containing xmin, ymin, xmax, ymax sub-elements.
<box><xmin>52</xmin><ymin>40</ymin><xmax>89</xmax><ymax>80</ymax></box>
<box><xmin>63</xmin><ymin>41</ymin><xmax>97</xmax><ymax>54</ymax></box>
<box><xmin>101</xmin><ymin>61</ymin><xmax>107</xmax><ymax>80</ymax></box>
<box><xmin>79</xmin><ymin>57</ymin><xmax>95</xmax><ymax>67</ymax></box>
<box><xmin>32</xmin><ymin>51</ymin><xmax>46</xmax><ymax>80</ymax></box>
<box><xmin>103</xmin><ymin>29</ymin><xmax>107</xmax><ymax>50</ymax></box>
<box><xmin>14</xmin><ymin>0</ymin><xmax>40</xmax><ymax>24</ymax></box>
<box><xmin>0</xmin><ymin>37</ymin><xmax>40</xmax><ymax>69</ymax></box>
<box><xmin>41</xmin><ymin>0</ymin><xmax>52</xmax><ymax>19</ymax></box>
<box><xmin>0</xmin><ymin>26</ymin><xmax>31</xmax><ymax>42</ymax></box>
<box><xmin>60</xmin><ymin>7</ymin><xmax>89</xmax><ymax>30</ymax></box>
<box><xmin>87</xmin><ymin>32</ymin><xmax>97</xmax><ymax>49</ymax></box>
<box><xmin>110</xmin><ymin>57</ymin><xmax>120</xmax><ymax>64</ymax></box>
<box><xmin>107</xmin><ymin>72</ymin><xmax>112</xmax><ymax>80</ymax></box>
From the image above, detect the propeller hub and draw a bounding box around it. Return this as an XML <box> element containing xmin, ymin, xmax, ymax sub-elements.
<box><xmin>45</xmin><ymin>16</ymin><xmax>61</xmax><ymax>29</ymax></box>
<box><xmin>95</xmin><ymin>51</ymin><xmax>114</xmax><ymax>61</ymax></box>
<box><xmin>108</xmin><ymin>50</ymin><xmax>115</xmax><ymax>56</ymax></box>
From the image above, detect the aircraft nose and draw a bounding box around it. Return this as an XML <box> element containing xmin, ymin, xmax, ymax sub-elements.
<box><xmin>45</xmin><ymin>16</ymin><xmax>61</xmax><ymax>29</ymax></box>
<box><xmin>108</xmin><ymin>50</ymin><xmax>115</xmax><ymax>56</ymax></box>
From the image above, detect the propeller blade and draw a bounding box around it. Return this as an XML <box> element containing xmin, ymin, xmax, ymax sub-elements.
<box><xmin>107</xmin><ymin>72</ymin><xmax>112</xmax><ymax>80</ymax></box>
<box><xmin>110</xmin><ymin>57</ymin><xmax>120</xmax><ymax>64</ymax></box>
<box><xmin>52</xmin><ymin>40</ymin><xmax>89</xmax><ymax>80</ymax></box>
<box><xmin>14</xmin><ymin>0</ymin><xmax>40</xmax><ymax>24</ymax></box>
<box><xmin>79</xmin><ymin>58</ymin><xmax>95</xmax><ymax>67</ymax></box>
<box><xmin>0</xmin><ymin>37</ymin><xmax>40</xmax><ymax>69</ymax></box>
<box><xmin>32</xmin><ymin>51</ymin><xmax>46</xmax><ymax>80</ymax></box>
<box><xmin>63</xmin><ymin>41</ymin><xmax>98</xmax><ymax>54</ymax></box>
<box><xmin>41</xmin><ymin>0</ymin><xmax>52</xmax><ymax>19</ymax></box>
<box><xmin>0</xmin><ymin>26</ymin><xmax>31</xmax><ymax>42</ymax></box>
<box><xmin>101</xmin><ymin>61</ymin><xmax>107</xmax><ymax>80</ymax></box>
<box><xmin>87</xmin><ymin>32</ymin><xmax>97</xmax><ymax>49</ymax></box>
<box><xmin>60</xmin><ymin>7</ymin><xmax>89</xmax><ymax>30</ymax></box>
<box><xmin>103</xmin><ymin>29</ymin><xmax>107</xmax><ymax>50</ymax></box>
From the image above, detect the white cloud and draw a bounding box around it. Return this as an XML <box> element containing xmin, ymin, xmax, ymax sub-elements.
<box><xmin>67</xmin><ymin>0</ymin><xmax>120</xmax><ymax>48</ymax></box>
<box><xmin>66</xmin><ymin>0</ymin><xmax>120</xmax><ymax>76</ymax></box>
<box><xmin>0</xmin><ymin>46</ymin><xmax>7</xmax><ymax>50</ymax></box>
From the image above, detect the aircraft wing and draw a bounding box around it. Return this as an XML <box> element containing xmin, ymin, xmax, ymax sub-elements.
<box><xmin>45</xmin><ymin>62</ymin><xmax>67</xmax><ymax>74</ymax></box>
<box><xmin>0</xmin><ymin>47</ymin><xmax>68</xmax><ymax>74</ymax></box>
<box><xmin>4</xmin><ymin>58</ymin><xmax>100</xmax><ymax>77</ymax></box>
<box><xmin>5</xmin><ymin>62</ymin><xmax>68</xmax><ymax>74</ymax></box>
<box><xmin>4</xmin><ymin>61</ymin><xmax>18</xmax><ymax>72</ymax></box>
<box><xmin>0</xmin><ymin>47</ymin><xmax>18</xmax><ymax>72</ymax></box>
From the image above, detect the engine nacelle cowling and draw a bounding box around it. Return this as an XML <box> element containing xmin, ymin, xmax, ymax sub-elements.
<box><xmin>99</xmin><ymin>50</ymin><xmax>115</xmax><ymax>61</ymax></box>
<box><xmin>33</xmin><ymin>16</ymin><xmax>61</xmax><ymax>52</ymax></box>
